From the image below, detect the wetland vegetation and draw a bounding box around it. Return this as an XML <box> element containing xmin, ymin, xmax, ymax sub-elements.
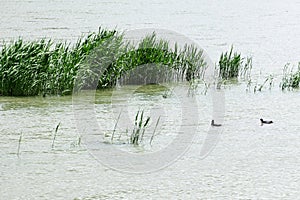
<box><xmin>280</xmin><ymin>62</ymin><xmax>300</xmax><ymax>90</ymax></box>
<box><xmin>1</xmin><ymin>27</ymin><xmax>298</xmax><ymax>97</ymax></box>
<box><xmin>1</xmin><ymin>28</ymin><xmax>300</xmax><ymax>148</ymax></box>
<box><xmin>0</xmin><ymin>28</ymin><xmax>206</xmax><ymax>96</ymax></box>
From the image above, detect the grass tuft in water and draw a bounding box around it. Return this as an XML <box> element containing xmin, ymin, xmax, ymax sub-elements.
<box><xmin>280</xmin><ymin>62</ymin><xmax>300</xmax><ymax>90</ymax></box>
<box><xmin>130</xmin><ymin>110</ymin><xmax>151</xmax><ymax>145</ymax></box>
<box><xmin>255</xmin><ymin>74</ymin><xmax>274</xmax><ymax>92</ymax></box>
<box><xmin>217</xmin><ymin>46</ymin><xmax>252</xmax><ymax>81</ymax></box>
<box><xmin>107</xmin><ymin>110</ymin><xmax>161</xmax><ymax>146</ymax></box>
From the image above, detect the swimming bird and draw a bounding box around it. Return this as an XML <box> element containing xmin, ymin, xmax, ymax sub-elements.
<box><xmin>211</xmin><ymin>120</ymin><xmax>222</xmax><ymax>127</ymax></box>
<box><xmin>260</xmin><ymin>118</ymin><xmax>273</xmax><ymax>125</ymax></box>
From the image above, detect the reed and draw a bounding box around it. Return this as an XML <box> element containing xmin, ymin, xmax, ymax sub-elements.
<box><xmin>130</xmin><ymin>110</ymin><xmax>150</xmax><ymax>145</ymax></box>
<box><xmin>280</xmin><ymin>63</ymin><xmax>300</xmax><ymax>90</ymax></box>
<box><xmin>218</xmin><ymin>46</ymin><xmax>251</xmax><ymax>80</ymax></box>
<box><xmin>150</xmin><ymin>116</ymin><xmax>161</xmax><ymax>145</ymax></box>
<box><xmin>0</xmin><ymin>29</ymin><xmax>208</xmax><ymax>96</ymax></box>
<box><xmin>0</xmin><ymin>28</ymin><xmax>116</xmax><ymax>96</ymax></box>
<box><xmin>253</xmin><ymin>74</ymin><xmax>274</xmax><ymax>93</ymax></box>
<box><xmin>100</xmin><ymin>33</ymin><xmax>207</xmax><ymax>88</ymax></box>
<box><xmin>239</xmin><ymin>57</ymin><xmax>253</xmax><ymax>80</ymax></box>
<box><xmin>179</xmin><ymin>44</ymin><xmax>207</xmax><ymax>81</ymax></box>
<box><xmin>51</xmin><ymin>122</ymin><xmax>61</xmax><ymax>149</ymax></box>
<box><xmin>70</xmin><ymin>135</ymin><xmax>82</xmax><ymax>147</ymax></box>
<box><xmin>106</xmin><ymin>110</ymin><xmax>161</xmax><ymax>145</ymax></box>
<box><xmin>0</xmin><ymin>38</ymin><xmax>52</xmax><ymax>96</ymax></box>
<box><xmin>17</xmin><ymin>132</ymin><xmax>23</xmax><ymax>157</ymax></box>
<box><xmin>111</xmin><ymin>111</ymin><xmax>122</xmax><ymax>143</ymax></box>
<box><xmin>77</xmin><ymin>135</ymin><xmax>81</xmax><ymax>146</ymax></box>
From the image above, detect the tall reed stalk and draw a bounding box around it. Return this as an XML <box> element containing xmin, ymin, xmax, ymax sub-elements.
<box><xmin>17</xmin><ymin>132</ymin><xmax>23</xmax><ymax>157</ymax></box>
<box><xmin>111</xmin><ymin>111</ymin><xmax>122</xmax><ymax>143</ymax></box>
<box><xmin>52</xmin><ymin>122</ymin><xmax>61</xmax><ymax>149</ymax></box>
<box><xmin>150</xmin><ymin>116</ymin><xmax>161</xmax><ymax>145</ymax></box>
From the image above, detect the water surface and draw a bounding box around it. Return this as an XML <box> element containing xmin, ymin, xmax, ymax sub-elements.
<box><xmin>1</xmin><ymin>0</ymin><xmax>300</xmax><ymax>199</ymax></box>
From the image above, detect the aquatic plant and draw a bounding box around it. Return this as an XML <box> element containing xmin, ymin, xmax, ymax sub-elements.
<box><xmin>239</xmin><ymin>57</ymin><xmax>253</xmax><ymax>80</ymax></box>
<box><xmin>0</xmin><ymin>28</ymin><xmax>116</xmax><ymax>96</ymax></box>
<box><xmin>218</xmin><ymin>46</ymin><xmax>252</xmax><ymax>80</ymax></box>
<box><xmin>76</xmin><ymin>32</ymin><xmax>127</xmax><ymax>90</ymax></box>
<box><xmin>254</xmin><ymin>74</ymin><xmax>274</xmax><ymax>93</ymax></box>
<box><xmin>48</xmin><ymin>29</ymin><xmax>116</xmax><ymax>95</ymax></box>
<box><xmin>130</xmin><ymin>110</ymin><xmax>151</xmax><ymax>145</ymax></box>
<box><xmin>99</xmin><ymin>33</ymin><xmax>207</xmax><ymax>88</ymax></box>
<box><xmin>111</xmin><ymin>111</ymin><xmax>122</xmax><ymax>143</ymax></box>
<box><xmin>70</xmin><ymin>135</ymin><xmax>82</xmax><ymax>148</ymax></box>
<box><xmin>17</xmin><ymin>132</ymin><xmax>23</xmax><ymax>157</ymax></box>
<box><xmin>179</xmin><ymin>44</ymin><xmax>207</xmax><ymax>81</ymax></box>
<box><xmin>77</xmin><ymin>136</ymin><xmax>81</xmax><ymax>146</ymax></box>
<box><xmin>150</xmin><ymin>116</ymin><xmax>161</xmax><ymax>145</ymax></box>
<box><xmin>108</xmin><ymin>108</ymin><xmax>161</xmax><ymax>145</ymax></box>
<box><xmin>218</xmin><ymin>46</ymin><xmax>241</xmax><ymax>79</ymax></box>
<box><xmin>51</xmin><ymin>122</ymin><xmax>61</xmax><ymax>149</ymax></box>
<box><xmin>1</xmin><ymin>30</ymin><xmax>207</xmax><ymax>96</ymax></box>
<box><xmin>0</xmin><ymin>38</ymin><xmax>52</xmax><ymax>96</ymax></box>
<box><xmin>125</xmin><ymin>33</ymin><xmax>207</xmax><ymax>82</ymax></box>
<box><xmin>280</xmin><ymin>63</ymin><xmax>300</xmax><ymax>90</ymax></box>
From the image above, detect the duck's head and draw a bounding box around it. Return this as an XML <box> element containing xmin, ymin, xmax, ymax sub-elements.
<box><xmin>260</xmin><ymin>118</ymin><xmax>264</xmax><ymax>122</ymax></box>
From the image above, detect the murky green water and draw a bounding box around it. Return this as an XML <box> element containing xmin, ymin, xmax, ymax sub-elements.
<box><xmin>1</xmin><ymin>0</ymin><xmax>300</xmax><ymax>199</ymax></box>
<box><xmin>1</xmin><ymin>83</ymin><xmax>300</xmax><ymax>199</ymax></box>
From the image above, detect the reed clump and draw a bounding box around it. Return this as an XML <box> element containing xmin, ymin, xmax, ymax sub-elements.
<box><xmin>218</xmin><ymin>46</ymin><xmax>252</xmax><ymax>80</ymax></box>
<box><xmin>97</xmin><ymin>33</ymin><xmax>207</xmax><ymax>88</ymax></box>
<box><xmin>280</xmin><ymin>62</ymin><xmax>300</xmax><ymax>90</ymax></box>
<box><xmin>109</xmin><ymin>109</ymin><xmax>160</xmax><ymax>146</ymax></box>
<box><xmin>1</xmin><ymin>29</ymin><xmax>207</xmax><ymax>96</ymax></box>
<box><xmin>130</xmin><ymin>110</ymin><xmax>150</xmax><ymax>145</ymax></box>
<box><xmin>0</xmin><ymin>28</ymin><xmax>116</xmax><ymax>96</ymax></box>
